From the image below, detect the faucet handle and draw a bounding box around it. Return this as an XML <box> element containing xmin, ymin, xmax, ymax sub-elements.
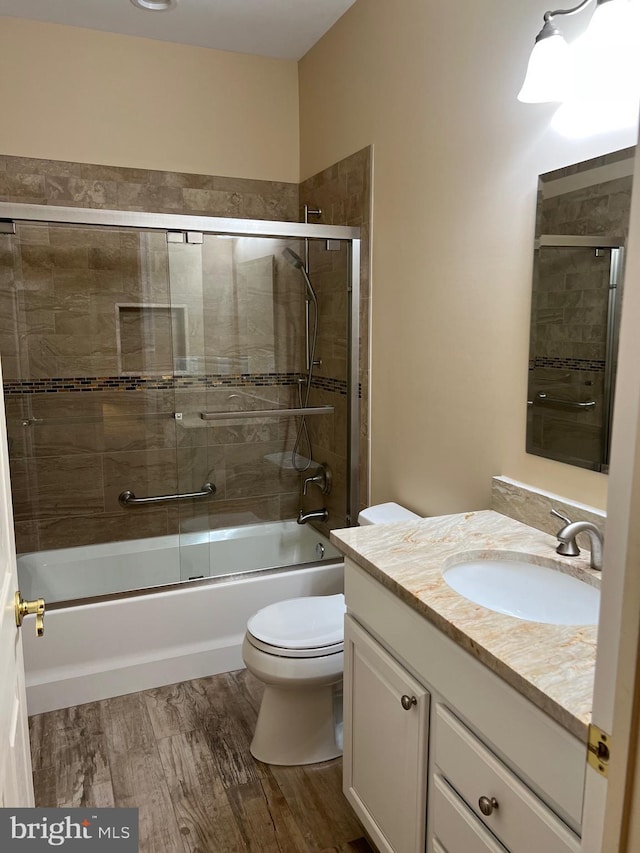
<box><xmin>303</xmin><ymin>463</ymin><xmax>332</xmax><ymax>496</ymax></box>
<box><xmin>550</xmin><ymin>508</ymin><xmax>572</xmax><ymax>526</ymax></box>
<box><xmin>550</xmin><ymin>509</ymin><xmax>581</xmax><ymax>557</ymax></box>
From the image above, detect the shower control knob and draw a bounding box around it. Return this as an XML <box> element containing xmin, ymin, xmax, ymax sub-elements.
<box><xmin>401</xmin><ymin>695</ymin><xmax>417</xmax><ymax>710</ymax></box>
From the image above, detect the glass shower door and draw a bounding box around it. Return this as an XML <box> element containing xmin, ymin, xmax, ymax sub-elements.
<box><xmin>2</xmin><ymin>220</ymin><xmax>184</xmax><ymax>602</ymax></box>
<box><xmin>168</xmin><ymin>232</ymin><xmax>352</xmax><ymax>583</ymax></box>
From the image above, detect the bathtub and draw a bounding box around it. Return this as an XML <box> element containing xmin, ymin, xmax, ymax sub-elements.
<box><xmin>19</xmin><ymin>520</ymin><xmax>344</xmax><ymax>715</ymax></box>
<box><xmin>18</xmin><ymin>519</ymin><xmax>341</xmax><ymax>604</ymax></box>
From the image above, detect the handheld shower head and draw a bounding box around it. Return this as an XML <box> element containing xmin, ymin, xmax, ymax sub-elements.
<box><xmin>282</xmin><ymin>247</ymin><xmax>317</xmax><ymax>303</ymax></box>
<box><xmin>282</xmin><ymin>245</ymin><xmax>320</xmax><ymax>473</ymax></box>
<box><xmin>282</xmin><ymin>247</ymin><xmax>305</xmax><ymax>269</ymax></box>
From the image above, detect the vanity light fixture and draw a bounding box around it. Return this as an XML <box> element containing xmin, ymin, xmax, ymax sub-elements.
<box><xmin>518</xmin><ymin>0</ymin><xmax>627</xmax><ymax>103</ymax></box>
<box><xmin>130</xmin><ymin>0</ymin><xmax>177</xmax><ymax>11</ymax></box>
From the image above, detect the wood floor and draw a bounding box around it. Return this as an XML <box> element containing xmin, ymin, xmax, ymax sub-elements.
<box><xmin>28</xmin><ymin>669</ymin><xmax>373</xmax><ymax>853</ymax></box>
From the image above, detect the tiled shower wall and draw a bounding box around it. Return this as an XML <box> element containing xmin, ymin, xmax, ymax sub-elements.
<box><xmin>527</xmin><ymin>147</ymin><xmax>633</xmax><ymax>469</ymax></box>
<box><xmin>0</xmin><ymin>151</ymin><xmax>371</xmax><ymax>553</ymax></box>
<box><xmin>300</xmin><ymin>146</ymin><xmax>371</xmax><ymax>524</ymax></box>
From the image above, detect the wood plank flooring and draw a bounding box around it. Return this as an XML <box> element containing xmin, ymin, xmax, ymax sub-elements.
<box><xmin>28</xmin><ymin>669</ymin><xmax>373</xmax><ymax>853</ymax></box>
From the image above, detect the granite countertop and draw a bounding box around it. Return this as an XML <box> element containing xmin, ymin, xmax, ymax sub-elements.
<box><xmin>330</xmin><ymin>509</ymin><xmax>600</xmax><ymax>741</ymax></box>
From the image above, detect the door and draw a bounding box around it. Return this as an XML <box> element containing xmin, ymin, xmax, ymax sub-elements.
<box><xmin>343</xmin><ymin>614</ymin><xmax>429</xmax><ymax>853</ymax></box>
<box><xmin>0</xmin><ymin>358</ymin><xmax>34</xmax><ymax>806</ymax></box>
<box><xmin>581</xmin><ymin>136</ymin><xmax>640</xmax><ymax>849</ymax></box>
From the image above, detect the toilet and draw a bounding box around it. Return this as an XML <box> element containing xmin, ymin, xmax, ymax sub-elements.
<box><xmin>242</xmin><ymin>502</ymin><xmax>421</xmax><ymax>766</ymax></box>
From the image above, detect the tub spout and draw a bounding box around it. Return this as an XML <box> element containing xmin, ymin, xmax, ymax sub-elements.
<box><xmin>297</xmin><ymin>507</ymin><xmax>328</xmax><ymax>525</ymax></box>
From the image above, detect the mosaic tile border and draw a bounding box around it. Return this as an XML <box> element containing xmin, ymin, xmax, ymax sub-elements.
<box><xmin>531</xmin><ymin>356</ymin><xmax>606</xmax><ymax>372</ymax></box>
<box><xmin>3</xmin><ymin>373</ymin><xmax>351</xmax><ymax>396</ymax></box>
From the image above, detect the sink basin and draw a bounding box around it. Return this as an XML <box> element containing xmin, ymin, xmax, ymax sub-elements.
<box><xmin>442</xmin><ymin>554</ymin><xmax>600</xmax><ymax>625</ymax></box>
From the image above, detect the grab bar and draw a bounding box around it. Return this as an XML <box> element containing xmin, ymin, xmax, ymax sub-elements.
<box><xmin>200</xmin><ymin>406</ymin><xmax>334</xmax><ymax>420</ymax></box>
<box><xmin>528</xmin><ymin>394</ymin><xmax>596</xmax><ymax>409</ymax></box>
<box><xmin>119</xmin><ymin>482</ymin><xmax>216</xmax><ymax>506</ymax></box>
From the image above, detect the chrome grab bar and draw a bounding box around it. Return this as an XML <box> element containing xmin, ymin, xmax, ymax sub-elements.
<box><xmin>119</xmin><ymin>482</ymin><xmax>216</xmax><ymax>506</ymax></box>
<box><xmin>200</xmin><ymin>406</ymin><xmax>334</xmax><ymax>420</ymax></box>
<box><xmin>528</xmin><ymin>393</ymin><xmax>596</xmax><ymax>409</ymax></box>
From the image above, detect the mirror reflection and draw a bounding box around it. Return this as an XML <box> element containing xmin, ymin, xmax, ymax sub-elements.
<box><xmin>527</xmin><ymin>147</ymin><xmax>635</xmax><ymax>473</ymax></box>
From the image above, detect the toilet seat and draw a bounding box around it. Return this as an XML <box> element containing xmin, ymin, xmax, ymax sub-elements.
<box><xmin>246</xmin><ymin>593</ymin><xmax>345</xmax><ymax>656</ymax></box>
<box><xmin>245</xmin><ymin>632</ymin><xmax>343</xmax><ymax>659</ymax></box>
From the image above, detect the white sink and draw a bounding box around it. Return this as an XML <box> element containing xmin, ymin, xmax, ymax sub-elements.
<box><xmin>442</xmin><ymin>553</ymin><xmax>600</xmax><ymax>625</ymax></box>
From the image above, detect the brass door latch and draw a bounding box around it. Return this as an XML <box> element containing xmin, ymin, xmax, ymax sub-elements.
<box><xmin>15</xmin><ymin>590</ymin><xmax>45</xmax><ymax>637</ymax></box>
<box><xmin>587</xmin><ymin>723</ymin><xmax>610</xmax><ymax>778</ymax></box>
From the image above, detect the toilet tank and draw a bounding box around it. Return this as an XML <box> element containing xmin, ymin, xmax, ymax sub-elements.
<box><xmin>358</xmin><ymin>502</ymin><xmax>421</xmax><ymax>526</ymax></box>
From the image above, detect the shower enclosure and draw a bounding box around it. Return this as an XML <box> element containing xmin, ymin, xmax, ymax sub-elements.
<box><xmin>0</xmin><ymin>204</ymin><xmax>360</xmax><ymax>606</ymax></box>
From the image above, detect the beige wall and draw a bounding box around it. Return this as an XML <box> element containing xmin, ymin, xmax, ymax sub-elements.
<box><xmin>299</xmin><ymin>0</ymin><xmax>639</xmax><ymax>514</ymax></box>
<box><xmin>0</xmin><ymin>18</ymin><xmax>299</xmax><ymax>183</ymax></box>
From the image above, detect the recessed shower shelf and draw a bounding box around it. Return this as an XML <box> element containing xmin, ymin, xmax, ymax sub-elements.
<box><xmin>200</xmin><ymin>406</ymin><xmax>334</xmax><ymax>421</ymax></box>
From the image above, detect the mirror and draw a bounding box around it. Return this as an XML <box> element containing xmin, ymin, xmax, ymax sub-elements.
<box><xmin>527</xmin><ymin>146</ymin><xmax>635</xmax><ymax>473</ymax></box>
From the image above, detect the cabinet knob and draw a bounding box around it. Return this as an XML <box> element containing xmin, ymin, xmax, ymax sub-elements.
<box><xmin>478</xmin><ymin>796</ymin><xmax>499</xmax><ymax>816</ymax></box>
<box><xmin>400</xmin><ymin>695</ymin><xmax>417</xmax><ymax>710</ymax></box>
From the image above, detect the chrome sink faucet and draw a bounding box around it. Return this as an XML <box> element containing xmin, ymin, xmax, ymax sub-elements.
<box><xmin>550</xmin><ymin>509</ymin><xmax>604</xmax><ymax>571</ymax></box>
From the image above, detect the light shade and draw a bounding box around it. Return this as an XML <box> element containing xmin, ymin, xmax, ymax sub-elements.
<box><xmin>517</xmin><ymin>32</ymin><xmax>572</xmax><ymax>103</ymax></box>
<box><xmin>585</xmin><ymin>0</ymin><xmax>632</xmax><ymax>43</ymax></box>
<box><xmin>551</xmin><ymin>0</ymin><xmax>640</xmax><ymax>136</ymax></box>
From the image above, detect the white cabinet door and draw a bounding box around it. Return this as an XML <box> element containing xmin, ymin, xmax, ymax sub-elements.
<box><xmin>0</xmin><ymin>359</ymin><xmax>34</xmax><ymax>807</ymax></box>
<box><xmin>343</xmin><ymin>615</ymin><xmax>429</xmax><ymax>853</ymax></box>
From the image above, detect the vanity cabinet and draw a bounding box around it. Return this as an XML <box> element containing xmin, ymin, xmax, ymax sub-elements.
<box><xmin>343</xmin><ymin>615</ymin><xmax>430</xmax><ymax>853</ymax></box>
<box><xmin>343</xmin><ymin>558</ymin><xmax>586</xmax><ymax>853</ymax></box>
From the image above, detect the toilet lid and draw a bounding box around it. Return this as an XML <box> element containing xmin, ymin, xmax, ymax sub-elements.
<box><xmin>247</xmin><ymin>593</ymin><xmax>345</xmax><ymax>650</ymax></box>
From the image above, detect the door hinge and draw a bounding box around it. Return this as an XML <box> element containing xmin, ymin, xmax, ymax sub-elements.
<box><xmin>587</xmin><ymin>723</ymin><xmax>610</xmax><ymax>778</ymax></box>
<box><xmin>0</xmin><ymin>219</ymin><xmax>16</xmax><ymax>234</ymax></box>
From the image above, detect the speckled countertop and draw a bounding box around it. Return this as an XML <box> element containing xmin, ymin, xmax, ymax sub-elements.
<box><xmin>330</xmin><ymin>509</ymin><xmax>600</xmax><ymax>741</ymax></box>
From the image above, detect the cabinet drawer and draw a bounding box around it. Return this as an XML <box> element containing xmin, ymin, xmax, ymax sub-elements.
<box><xmin>432</xmin><ymin>773</ymin><xmax>508</xmax><ymax>853</ymax></box>
<box><xmin>434</xmin><ymin>704</ymin><xmax>580</xmax><ymax>853</ymax></box>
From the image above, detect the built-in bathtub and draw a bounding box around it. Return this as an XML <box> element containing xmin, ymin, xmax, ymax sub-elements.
<box><xmin>18</xmin><ymin>520</ymin><xmax>344</xmax><ymax>715</ymax></box>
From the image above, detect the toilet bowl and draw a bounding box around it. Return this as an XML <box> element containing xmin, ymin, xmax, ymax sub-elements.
<box><xmin>242</xmin><ymin>593</ymin><xmax>346</xmax><ymax>765</ymax></box>
<box><xmin>242</xmin><ymin>502</ymin><xmax>420</xmax><ymax>766</ymax></box>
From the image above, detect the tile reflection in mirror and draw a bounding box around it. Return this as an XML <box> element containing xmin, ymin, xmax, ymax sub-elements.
<box><xmin>527</xmin><ymin>147</ymin><xmax>635</xmax><ymax>472</ymax></box>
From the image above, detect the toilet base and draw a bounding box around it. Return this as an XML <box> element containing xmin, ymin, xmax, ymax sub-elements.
<box><xmin>250</xmin><ymin>683</ymin><xmax>342</xmax><ymax>766</ymax></box>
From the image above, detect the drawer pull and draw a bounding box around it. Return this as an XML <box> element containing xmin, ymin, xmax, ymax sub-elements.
<box><xmin>478</xmin><ymin>796</ymin><xmax>499</xmax><ymax>816</ymax></box>
<box><xmin>400</xmin><ymin>694</ymin><xmax>417</xmax><ymax>710</ymax></box>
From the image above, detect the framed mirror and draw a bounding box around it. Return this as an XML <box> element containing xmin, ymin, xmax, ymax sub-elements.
<box><xmin>526</xmin><ymin>146</ymin><xmax>635</xmax><ymax>473</ymax></box>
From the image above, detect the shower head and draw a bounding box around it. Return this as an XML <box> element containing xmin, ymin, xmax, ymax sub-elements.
<box><xmin>282</xmin><ymin>247</ymin><xmax>318</xmax><ymax>304</ymax></box>
<box><xmin>282</xmin><ymin>247</ymin><xmax>305</xmax><ymax>269</ymax></box>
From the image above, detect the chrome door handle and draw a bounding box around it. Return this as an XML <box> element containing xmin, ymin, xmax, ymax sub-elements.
<box><xmin>15</xmin><ymin>590</ymin><xmax>45</xmax><ymax>637</ymax></box>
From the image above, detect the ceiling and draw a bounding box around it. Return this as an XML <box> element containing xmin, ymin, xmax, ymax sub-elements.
<box><xmin>0</xmin><ymin>0</ymin><xmax>356</xmax><ymax>60</ymax></box>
